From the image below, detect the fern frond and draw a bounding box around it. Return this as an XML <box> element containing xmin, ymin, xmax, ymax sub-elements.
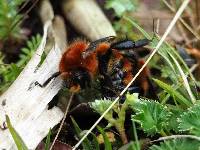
<box><xmin>0</xmin><ymin>34</ymin><xmax>41</xmax><ymax>93</ymax></box>
<box><xmin>0</xmin><ymin>0</ymin><xmax>24</xmax><ymax>40</ymax></box>
<box><xmin>17</xmin><ymin>34</ymin><xmax>41</xmax><ymax>66</ymax></box>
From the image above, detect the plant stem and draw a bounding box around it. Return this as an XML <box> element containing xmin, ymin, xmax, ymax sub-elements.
<box><xmin>105</xmin><ymin>102</ymin><xmax>129</xmax><ymax>144</ymax></box>
<box><xmin>50</xmin><ymin>93</ymin><xmax>74</xmax><ymax>150</ymax></box>
<box><xmin>116</xmin><ymin>124</ymin><xmax>128</xmax><ymax>144</ymax></box>
<box><xmin>115</xmin><ymin>103</ymin><xmax>129</xmax><ymax>144</ymax></box>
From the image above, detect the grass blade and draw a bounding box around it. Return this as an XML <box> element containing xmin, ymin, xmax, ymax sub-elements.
<box><xmin>97</xmin><ymin>126</ymin><xmax>112</xmax><ymax>150</ymax></box>
<box><xmin>6</xmin><ymin>115</ymin><xmax>28</xmax><ymax>150</ymax></box>
<box><xmin>153</xmin><ymin>79</ymin><xmax>192</xmax><ymax>107</ymax></box>
<box><xmin>45</xmin><ymin>129</ymin><xmax>51</xmax><ymax>150</ymax></box>
<box><xmin>71</xmin><ymin>116</ymin><xmax>93</xmax><ymax>150</ymax></box>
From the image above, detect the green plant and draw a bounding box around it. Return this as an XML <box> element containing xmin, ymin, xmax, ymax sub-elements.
<box><xmin>153</xmin><ymin>79</ymin><xmax>192</xmax><ymax>107</ymax></box>
<box><xmin>71</xmin><ymin>116</ymin><xmax>100</xmax><ymax>150</ymax></box>
<box><xmin>6</xmin><ymin>115</ymin><xmax>28</xmax><ymax>150</ymax></box>
<box><xmin>178</xmin><ymin>104</ymin><xmax>200</xmax><ymax>136</ymax></box>
<box><xmin>89</xmin><ymin>90</ymin><xmax>200</xmax><ymax>148</ymax></box>
<box><xmin>127</xmin><ymin>93</ymin><xmax>171</xmax><ymax>136</ymax></box>
<box><xmin>44</xmin><ymin>129</ymin><xmax>51</xmax><ymax>150</ymax></box>
<box><xmin>90</xmin><ymin>97</ymin><xmax>130</xmax><ymax>144</ymax></box>
<box><xmin>0</xmin><ymin>34</ymin><xmax>41</xmax><ymax>93</ymax></box>
<box><xmin>105</xmin><ymin>0</ymin><xmax>138</xmax><ymax>17</ymax></box>
<box><xmin>17</xmin><ymin>34</ymin><xmax>41</xmax><ymax>66</ymax></box>
<box><xmin>150</xmin><ymin>139</ymin><xmax>200</xmax><ymax>150</ymax></box>
<box><xmin>0</xmin><ymin>0</ymin><xmax>24</xmax><ymax>41</ymax></box>
<box><xmin>0</xmin><ymin>61</ymin><xmax>21</xmax><ymax>93</ymax></box>
<box><xmin>97</xmin><ymin>126</ymin><xmax>112</xmax><ymax>150</ymax></box>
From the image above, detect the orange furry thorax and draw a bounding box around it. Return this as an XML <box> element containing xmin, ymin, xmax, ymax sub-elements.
<box><xmin>59</xmin><ymin>41</ymin><xmax>98</xmax><ymax>78</ymax></box>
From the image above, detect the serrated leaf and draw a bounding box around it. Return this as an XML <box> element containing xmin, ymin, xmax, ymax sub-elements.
<box><xmin>131</xmin><ymin>99</ymin><xmax>171</xmax><ymax>136</ymax></box>
<box><xmin>167</xmin><ymin>107</ymin><xmax>183</xmax><ymax>133</ymax></box>
<box><xmin>149</xmin><ymin>139</ymin><xmax>200</xmax><ymax>150</ymax></box>
<box><xmin>90</xmin><ymin>99</ymin><xmax>113</xmax><ymax>115</ymax></box>
<box><xmin>125</xmin><ymin>93</ymin><xmax>139</xmax><ymax>106</ymax></box>
<box><xmin>178</xmin><ymin>104</ymin><xmax>200</xmax><ymax>135</ymax></box>
<box><xmin>21</xmin><ymin>48</ymin><xmax>30</xmax><ymax>54</ymax></box>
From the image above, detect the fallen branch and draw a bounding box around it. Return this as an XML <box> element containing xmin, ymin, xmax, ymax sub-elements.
<box><xmin>0</xmin><ymin>21</ymin><xmax>64</xmax><ymax>149</ymax></box>
<box><xmin>62</xmin><ymin>0</ymin><xmax>116</xmax><ymax>40</ymax></box>
<box><xmin>0</xmin><ymin>0</ymin><xmax>67</xmax><ymax>148</ymax></box>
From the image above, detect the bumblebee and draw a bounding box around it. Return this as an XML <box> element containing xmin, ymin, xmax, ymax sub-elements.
<box><xmin>34</xmin><ymin>36</ymin><xmax>150</xmax><ymax>97</ymax></box>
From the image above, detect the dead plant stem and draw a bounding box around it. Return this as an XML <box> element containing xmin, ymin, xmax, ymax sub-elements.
<box><xmin>50</xmin><ymin>92</ymin><xmax>74</xmax><ymax>150</ymax></box>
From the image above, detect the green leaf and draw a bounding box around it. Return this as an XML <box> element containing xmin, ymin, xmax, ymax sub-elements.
<box><xmin>0</xmin><ymin>0</ymin><xmax>24</xmax><ymax>40</ymax></box>
<box><xmin>6</xmin><ymin>115</ymin><xmax>28</xmax><ymax>150</ymax></box>
<box><xmin>150</xmin><ymin>36</ymin><xmax>195</xmax><ymax>83</ymax></box>
<box><xmin>97</xmin><ymin>126</ymin><xmax>112</xmax><ymax>150</ymax></box>
<box><xmin>149</xmin><ymin>139</ymin><xmax>200</xmax><ymax>150</ymax></box>
<box><xmin>89</xmin><ymin>132</ymin><xmax>100</xmax><ymax>150</ymax></box>
<box><xmin>178</xmin><ymin>104</ymin><xmax>200</xmax><ymax>135</ymax></box>
<box><xmin>45</xmin><ymin>129</ymin><xmax>51</xmax><ymax>150</ymax></box>
<box><xmin>125</xmin><ymin>93</ymin><xmax>140</xmax><ymax>106</ymax></box>
<box><xmin>131</xmin><ymin>98</ymin><xmax>171</xmax><ymax>136</ymax></box>
<box><xmin>167</xmin><ymin>107</ymin><xmax>183</xmax><ymax>133</ymax></box>
<box><xmin>153</xmin><ymin>79</ymin><xmax>192</xmax><ymax>107</ymax></box>
<box><xmin>90</xmin><ymin>99</ymin><xmax>113</xmax><ymax>114</ymax></box>
<box><xmin>71</xmin><ymin>116</ymin><xmax>93</xmax><ymax>150</ymax></box>
<box><xmin>89</xmin><ymin>99</ymin><xmax>114</xmax><ymax>120</ymax></box>
<box><xmin>131</xmin><ymin>120</ymin><xmax>140</xmax><ymax>150</ymax></box>
<box><xmin>105</xmin><ymin>0</ymin><xmax>138</xmax><ymax>17</ymax></box>
<box><xmin>17</xmin><ymin>34</ymin><xmax>41</xmax><ymax>67</ymax></box>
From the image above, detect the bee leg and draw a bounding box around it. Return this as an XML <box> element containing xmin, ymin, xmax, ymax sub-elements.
<box><xmin>34</xmin><ymin>72</ymin><xmax>61</xmax><ymax>88</ymax></box>
<box><xmin>110</xmin><ymin>38</ymin><xmax>150</xmax><ymax>50</ymax></box>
